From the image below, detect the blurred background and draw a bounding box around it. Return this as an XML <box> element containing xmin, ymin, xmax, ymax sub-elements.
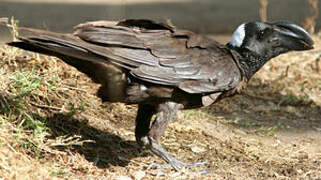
<box><xmin>0</xmin><ymin>0</ymin><xmax>320</xmax><ymax>42</ymax></box>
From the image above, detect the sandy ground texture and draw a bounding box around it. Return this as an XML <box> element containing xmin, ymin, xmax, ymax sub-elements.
<box><xmin>0</xmin><ymin>27</ymin><xmax>321</xmax><ymax>179</ymax></box>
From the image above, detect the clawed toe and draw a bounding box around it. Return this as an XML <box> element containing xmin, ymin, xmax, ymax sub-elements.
<box><xmin>147</xmin><ymin>160</ymin><xmax>208</xmax><ymax>171</ymax></box>
<box><xmin>186</xmin><ymin>161</ymin><xmax>208</xmax><ymax>168</ymax></box>
<box><xmin>147</xmin><ymin>160</ymin><xmax>211</xmax><ymax>177</ymax></box>
<box><xmin>147</xmin><ymin>162</ymin><xmax>172</xmax><ymax>170</ymax></box>
<box><xmin>147</xmin><ymin>159</ymin><xmax>185</xmax><ymax>170</ymax></box>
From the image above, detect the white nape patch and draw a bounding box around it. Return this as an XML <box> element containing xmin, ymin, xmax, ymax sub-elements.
<box><xmin>140</xmin><ymin>85</ymin><xmax>147</xmax><ymax>91</ymax></box>
<box><xmin>229</xmin><ymin>23</ymin><xmax>246</xmax><ymax>47</ymax></box>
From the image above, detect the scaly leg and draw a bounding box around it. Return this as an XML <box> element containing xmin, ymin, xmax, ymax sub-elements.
<box><xmin>147</xmin><ymin>102</ymin><xmax>186</xmax><ymax>170</ymax></box>
<box><xmin>135</xmin><ymin>102</ymin><xmax>207</xmax><ymax>170</ymax></box>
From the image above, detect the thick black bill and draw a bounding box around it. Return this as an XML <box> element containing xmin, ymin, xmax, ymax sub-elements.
<box><xmin>273</xmin><ymin>21</ymin><xmax>314</xmax><ymax>50</ymax></box>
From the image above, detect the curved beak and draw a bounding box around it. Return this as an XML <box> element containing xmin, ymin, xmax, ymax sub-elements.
<box><xmin>273</xmin><ymin>21</ymin><xmax>314</xmax><ymax>51</ymax></box>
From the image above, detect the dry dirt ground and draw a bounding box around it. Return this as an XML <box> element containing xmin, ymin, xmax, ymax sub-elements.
<box><xmin>0</xmin><ymin>28</ymin><xmax>321</xmax><ymax>179</ymax></box>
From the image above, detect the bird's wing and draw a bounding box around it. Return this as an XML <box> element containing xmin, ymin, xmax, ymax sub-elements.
<box><xmin>9</xmin><ymin>19</ymin><xmax>242</xmax><ymax>95</ymax></box>
<box><xmin>74</xmin><ymin>19</ymin><xmax>242</xmax><ymax>94</ymax></box>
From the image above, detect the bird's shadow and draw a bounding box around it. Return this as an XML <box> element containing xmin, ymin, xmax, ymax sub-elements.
<box><xmin>44</xmin><ymin>113</ymin><xmax>148</xmax><ymax>169</ymax></box>
<box><xmin>0</xmin><ymin>90</ymin><xmax>149</xmax><ymax>169</ymax></box>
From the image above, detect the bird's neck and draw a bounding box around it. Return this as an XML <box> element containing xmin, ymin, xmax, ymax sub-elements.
<box><xmin>229</xmin><ymin>47</ymin><xmax>270</xmax><ymax>81</ymax></box>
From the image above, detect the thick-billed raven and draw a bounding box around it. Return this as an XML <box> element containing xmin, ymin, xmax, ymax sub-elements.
<box><xmin>8</xmin><ymin>19</ymin><xmax>313</xmax><ymax>170</ymax></box>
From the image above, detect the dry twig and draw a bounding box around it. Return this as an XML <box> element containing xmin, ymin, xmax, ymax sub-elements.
<box><xmin>259</xmin><ymin>0</ymin><xmax>268</xmax><ymax>22</ymax></box>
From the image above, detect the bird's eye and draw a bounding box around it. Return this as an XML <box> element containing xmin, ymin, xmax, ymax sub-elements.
<box><xmin>257</xmin><ymin>28</ymin><xmax>271</xmax><ymax>40</ymax></box>
<box><xmin>258</xmin><ymin>30</ymin><xmax>266</xmax><ymax>40</ymax></box>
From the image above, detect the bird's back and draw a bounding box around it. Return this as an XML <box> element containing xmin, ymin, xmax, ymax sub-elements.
<box><xmin>8</xmin><ymin>19</ymin><xmax>243</xmax><ymax>106</ymax></box>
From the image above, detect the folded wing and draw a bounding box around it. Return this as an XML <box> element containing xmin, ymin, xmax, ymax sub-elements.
<box><xmin>74</xmin><ymin>19</ymin><xmax>242</xmax><ymax>94</ymax></box>
<box><xmin>9</xmin><ymin>19</ymin><xmax>242</xmax><ymax>94</ymax></box>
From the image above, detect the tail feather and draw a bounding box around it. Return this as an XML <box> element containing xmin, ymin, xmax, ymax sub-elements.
<box><xmin>8</xmin><ymin>28</ymin><xmax>138</xmax><ymax>70</ymax></box>
<box><xmin>7</xmin><ymin>28</ymin><xmax>129</xmax><ymax>102</ymax></box>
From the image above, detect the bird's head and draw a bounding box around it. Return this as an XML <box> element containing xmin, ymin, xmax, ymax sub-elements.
<box><xmin>228</xmin><ymin>21</ymin><xmax>314</xmax><ymax>59</ymax></box>
<box><xmin>227</xmin><ymin>21</ymin><xmax>314</xmax><ymax>79</ymax></box>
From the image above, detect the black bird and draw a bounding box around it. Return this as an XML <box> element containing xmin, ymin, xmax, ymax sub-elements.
<box><xmin>7</xmin><ymin>19</ymin><xmax>314</xmax><ymax>170</ymax></box>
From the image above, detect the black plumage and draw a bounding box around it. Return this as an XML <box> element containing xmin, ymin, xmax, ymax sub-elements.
<box><xmin>7</xmin><ymin>19</ymin><xmax>313</xmax><ymax>170</ymax></box>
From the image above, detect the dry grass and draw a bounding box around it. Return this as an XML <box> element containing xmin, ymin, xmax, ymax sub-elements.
<box><xmin>0</xmin><ymin>22</ymin><xmax>321</xmax><ymax>179</ymax></box>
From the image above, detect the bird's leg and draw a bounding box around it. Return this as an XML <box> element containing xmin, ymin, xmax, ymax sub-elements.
<box><xmin>135</xmin><ymin>104</ymin><xmax>155</xmax><ymax>147</ymax></box>
<box><xmin>135</xmin><ymin>103</ymin><xmax>184</xmax><ymax>169</ymax></box>
<box><xmin>146</xmin><ymin>102</ymin><xmax>186</xmax><ymax>170</ymax></box>
<box><xmin>135</xmin><ymin>102</ymin><xmax>207</xmax><ymax>170</ymax></box>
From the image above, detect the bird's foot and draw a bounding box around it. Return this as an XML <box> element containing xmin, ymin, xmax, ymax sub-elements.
<box><xmin>148</xmin><ymin>161</ymin><xmax>211</xmax><ymax>177</ymax></box>
<box><xmin>186</xmin><ymin>161</ymin><xmax>208</xmax><ymax>168</ymax></box>
<box><xmin>147</xmin><ymin>160</ymin><xmax>207</xmax><ymax>170</ymax></box>
<box><xmin>147</xmin><ymin>162</ymin><xmax>172</xmax><ymax>170</ymax></box>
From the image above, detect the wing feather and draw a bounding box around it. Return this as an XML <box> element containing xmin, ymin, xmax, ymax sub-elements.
<box><xmin>74</xmin><ymin>19</ymin><xmax>242</xmax><ymax>93</ymax></box>
<box><xmin>12</xmin><ymin>19</ymin><xmax>242</xmax><ymax>94</ymax></box>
